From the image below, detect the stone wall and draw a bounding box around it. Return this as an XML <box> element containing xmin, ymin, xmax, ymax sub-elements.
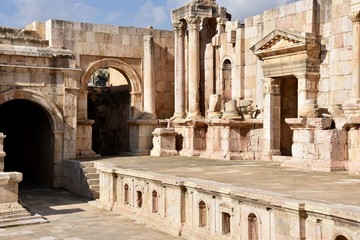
<box><xmin>96</xmin><ymin>164</ymin><xmax>360</xmax><ymax>240</ymax></box>
<box><xmin>33</xmin><ymin>19</ymin><xmax>175</xmax><ymax>119</ymax></box>
<box><xmin>242</xmin><ymin>0</ymin><xmax>352</xmax><ymax>112</ymax></box>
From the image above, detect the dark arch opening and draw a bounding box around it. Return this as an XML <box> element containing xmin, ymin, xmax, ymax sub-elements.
<box><xmin>0</xmin><ymin>99</ymin><xmax>54</xmax><ymax>187</ymax></box>
<box><xmin>222</xmin><ymin>59</ymin><xmax>232</xmax><ymax>105</ymax></box>
<box><xmin>335</xmin><ymin>235</ymin><xmax>349</xmax><ymax>240</ymax></box>
<box><xmin>87</xmin><ymin>68</ymin><xmax>130</xmax><ymax>156</ymax></box>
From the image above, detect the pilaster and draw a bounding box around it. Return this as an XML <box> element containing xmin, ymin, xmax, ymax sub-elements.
<box><xmin>262</xmin><ymin>78</ymin><xmax>281</xmax><ymax>158</ymax></box>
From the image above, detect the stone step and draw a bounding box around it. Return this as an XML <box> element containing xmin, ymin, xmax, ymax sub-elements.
<box><xmin>87</xmin><ymin>179</ymin><xmax>99</xmax><ymax>185</ymax></box>
<box><xmin>82</xmin><ymin>167</ymin><xmax>97</xmax><ymax>174</ymax></box>
<box><xmin>90</xmin><ymin>185</ymin><xmax>99</xmax><ymax>192</ymax></box>
<box><xmin>85</xmin><ymin>173</ymin><xmax>99</xmax><ymax>179</ymax></box>
<box><xmin>91</xmin><ymin>191</ymin><xmax>100</xmax><ymax>199</ymax></box>
<box><xmin>0</xmin><ymin>214</ymin><xmax>48</xmax><ymax>228</ymax></box>
<box><xmin>80</xmin><ymin>161</ymin><xmax>94</xmax><ymax>168</ymax></box>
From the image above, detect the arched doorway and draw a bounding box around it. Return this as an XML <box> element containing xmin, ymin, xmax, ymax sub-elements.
<box><xmin>79</xmin><ymin>58</ymin><xmax>143</xmax><ymax>156</ymax></box>
<box><xmin>335</xmin><ymin>235</ymin><xmax>349</xmax><ymax>240</ymax></box>
<box><xmin>0</xmin><ymin>99</ymin><xmax>54</xmax><ymax>187</ymax></box>
<box><xmin>222</xmin><ymin>59</ymin><xmax>232</xmax><ymax>104</ymax></box>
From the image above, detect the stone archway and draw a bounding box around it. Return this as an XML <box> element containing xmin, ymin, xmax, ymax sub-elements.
<box><xmin>80</xmin><ymin>58</ymin><xmax>143</xmax><ymax>120</ymax></box>
<box><xmin>0</xmin><ymin>89</ymin><xmax>64</xmax><ymax>187</ymax></box>
<box><xmin>79</xmin><ymin>58</ymin><xmax>143</xmax><ymax>156</ymax></box>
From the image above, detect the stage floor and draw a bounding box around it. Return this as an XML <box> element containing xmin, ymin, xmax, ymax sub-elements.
<box><xmin>89</xmin><ymin>155</ymin><xmax>360</xmax><ymax>208</ymax></box>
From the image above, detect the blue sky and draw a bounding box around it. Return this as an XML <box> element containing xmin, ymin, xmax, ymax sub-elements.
<box><xmin>0</xmin><ymin>0</ymin><xmax>298</xmax><ymax>30</ymax></box>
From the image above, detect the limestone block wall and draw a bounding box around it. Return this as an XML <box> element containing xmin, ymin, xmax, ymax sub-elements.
<box><xmin>62</xmin><ymin>160</ymin><xmax>94</xmax><ymax>199</ymax></box>
<box><xmin>242</xmin><ymin>0</ymin><xmax>352</xmax><ymax>112</ymax></box>
<box><xmin>318</xmin><ymin>0</ymin><xmax>352</xmax><ymax>108</ymax></box>
<box><xmin>42</xmin><ymin>19</ymin><xmax>175</xmax><ymax>119</ymax></box>
<box><xmin>95</xmin><ymin>164</ymin><xmax>360</xmax><ymax>239</ymax></box>
<box><xmin>97</xmin><ymin>166</ymin><xmax>184</xmax><ymax>236</ymax></box>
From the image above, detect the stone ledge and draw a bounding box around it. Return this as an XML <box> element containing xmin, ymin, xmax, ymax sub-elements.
<box><xmin>0</xmin><ymin>172</ymin><xmax>22</xmax><ymax>185</ymax></box>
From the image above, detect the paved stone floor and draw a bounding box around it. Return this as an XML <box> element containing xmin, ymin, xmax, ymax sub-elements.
<box><xmin>0</xmin><ymin>187</ymin><xmax>183</xmax><ymax>240</ymax></box>
<box><xmin>94</xmin><ymin>156</ymin><xmax>360</xmax><ymax>207</ymax></box>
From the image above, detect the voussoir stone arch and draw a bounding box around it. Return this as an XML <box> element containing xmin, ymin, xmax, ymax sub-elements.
<box><xmin>80</xmin><ymin>58</ymin><xmax>142</xmax><ymax>94</ymax></box>
<box><xmin>80</xmin><ymin>58</ymin><xmax>143</xmax><ymax>118</ymax></box>
<box><xmin>0</xmin><ymin>89</ymin><xmax>64</xmax><ymax>132</ymax></box>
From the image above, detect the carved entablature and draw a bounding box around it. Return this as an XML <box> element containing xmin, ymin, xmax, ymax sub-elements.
<box><xmin>192</xmin><ymin>0</ymin><xmax>217</xmax><ymax>7</ymax></box>
<box><xmin>172</xmin><ymin>0</ymin><xmax>228</xmax><ymax>23</ymax></box>
<box><xmin>251</xmin><ymin>29</ymin><xmax>320</xmax><ymax>78</ymax></box>
<box><xmin>251</xmin><ymin>30</ymin><xmax>313</xmax><ymax>59</ymax></box>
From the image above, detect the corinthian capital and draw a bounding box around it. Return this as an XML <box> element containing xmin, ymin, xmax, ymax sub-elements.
<box><xmin>173</xmin><ymin>21</ymin><xmax>185</xmax><ymax>37</ymax></box>
<box><xmin>186</xmin><ymin>16</ymin><xmax>201</xmax><ymax>31</ymax></box>
<box><xmin>351</xmin><ymin>11</ymin><xmax>360</xmax><ymax>22</ymax></box>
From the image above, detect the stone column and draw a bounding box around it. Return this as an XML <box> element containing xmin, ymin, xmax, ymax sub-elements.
<box><xmin>186</xmin><ymin>16</ymin><xmax>202</xmax><ymax>119</ymax></box>
<box><xmin>351</xmin><ymin>11</ymin><xmax>360</xmax><ymax>103</ymax></box>
<box><xmin>262</xmin><ymin>78</ymin><xmax>281</xmax><ymax>158</ymax></box>
<box><xmin>173</xmin><ymin>21</ymin><xmax>186</xmax><ymax>119</ymax></box>
<box><xmin>296</xmin><ymin>73</ymin><xmax>319</xmax><ymax>118</ymax></box>
<box><xmin>143</xmin><ymin>35</ymin><xmax>157</xmax><ymax>119</ymax></box>
<box><xmin>216</xmin><ymin>17</ymin><xmax>226</xmax><ymax>34</ymax></box>
<box><xmin>0</xmin><ymin>133</ymin><xmax>5</xmax><ymax>172</ymax></box>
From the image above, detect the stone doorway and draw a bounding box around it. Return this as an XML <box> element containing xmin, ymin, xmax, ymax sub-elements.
<box><xmin>280</xmin><ymin>76</ymin><xmax>298</xmax><ymax>156</ymax></box>
<box><xmin>87</xmin><ymin>68</ymin><xmax>130</xmax><ymax>156</ymax></box>
<box><xmin>0</xmin><ymin>100</ymin><xmax>54</xmax><ymax>187</ymax></box>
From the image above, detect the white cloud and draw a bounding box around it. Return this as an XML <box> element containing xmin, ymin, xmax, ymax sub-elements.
<box><xmin>217</xmin><ymin>0</ymin><xmax>298</xmax><ymax>21</ymax></box>
<box><xmin>10</xmin><ymin>0</ymin><xmax>98</xmax><ymax>26</ymax></box>
<box><xmin>133</xmin><ymin>1</ymin><xmax>168</xmax><ymax>28</ymax></box>
<box><xmin>105</xmin><ymin>11</ymin><xmax>123</xmax><ymax>22</ymax></box>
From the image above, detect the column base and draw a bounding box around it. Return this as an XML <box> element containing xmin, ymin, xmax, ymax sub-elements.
<box><xmin>141</xmin><ymin>113</ymin><xmax>158</xmax><ymax>120</ymax></box>
<box><xmin>173</xmin><ymin>112</ymin><xmax>186</xmax><ymax>119</ymax></box>
<box><xmin>186</xmin><ymin>112</ymin><xmax>202</xmax><ymax>119</ymax></box>
<box><xmin>207</xmin><ymin>111</ymin><xmax>222</xmax><ymax>119</ymax></box>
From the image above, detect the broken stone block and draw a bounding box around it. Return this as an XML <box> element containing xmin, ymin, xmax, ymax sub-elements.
<box><xmin>150</xmin><ymin>128</ymin><xmax>178</xmax><ymax>157</ymax></box>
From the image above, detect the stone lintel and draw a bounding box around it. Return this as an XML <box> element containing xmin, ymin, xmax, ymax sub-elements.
<box><xmin>285</xmin><ymin>118</ymin><xmax>333</xmax><ymax>130</ymax></box>
<box><xmin>127</xmin><ymin>119</ymin><xmax>163</xmax><ymax>126</ymax></box>
<box><xmin>77</xmin><ymin>119</ymin><xmax>95</xmax><ymax>126</ymax></box>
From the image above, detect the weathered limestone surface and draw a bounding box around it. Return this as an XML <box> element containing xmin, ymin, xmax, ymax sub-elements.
<box><xmin>0</xmin><ymin>133</ymin><xmax>5</xmax><ymax>172</ymax></box>
<box><xmin>282</xmin><ymin>118</ymin><xmax>348</xmax><ymax>171</ymax></box>
<box><xmin>94</xmin><ymin>161</ymin><xmax>360</xmax><ymax>240</ymax></box>
<box><xmin>0</xmin><ymin>172</ymin><xmax>47</xmax><ymax>227</ymax></box>
<box><xmin>150</xmin><ymin>128</ymin><xmax>178</xmax><ymax>157</ymax></box>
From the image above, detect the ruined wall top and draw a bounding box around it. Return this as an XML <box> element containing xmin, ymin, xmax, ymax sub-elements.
<box><xmin>172</xmin><ymin>0</ymin><xmax>228</xmax><ymax>23</ymax></box>
<box><xmin>192</xmin><ymin>0</ymin><xmax>217</xmax><ymax>6</ymax></box>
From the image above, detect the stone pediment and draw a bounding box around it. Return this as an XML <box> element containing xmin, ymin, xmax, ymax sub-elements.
<box><xmin>251</xmin><ymin>30</ymin><xmax>309</xmax><ymax>59</ymax></box>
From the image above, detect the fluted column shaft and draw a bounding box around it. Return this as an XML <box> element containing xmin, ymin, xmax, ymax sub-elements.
<box><xmin>143</xmin><ymin>35</ymin><xmax>157</xmax><ymax>119</ymax></box>
<box><xmin>187</xmin><ymin>16</ymin><xmax>202</xmax><ymax>119</ymax></box>
<box><xmin>173</xmin><ymin>21</ymin><xmax>186</xmax><ymax>119</ymax></box>
<box><xmin>351</xmin><ymin>11</ymin><xmax>360</xmax><ymax>102</ymax></box>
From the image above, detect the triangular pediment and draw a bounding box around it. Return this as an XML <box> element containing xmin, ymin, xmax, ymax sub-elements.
<box><xmin>251</xmin><ymin>30</ymin><xmax>308</xmax><ymax>58</ymax></box>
